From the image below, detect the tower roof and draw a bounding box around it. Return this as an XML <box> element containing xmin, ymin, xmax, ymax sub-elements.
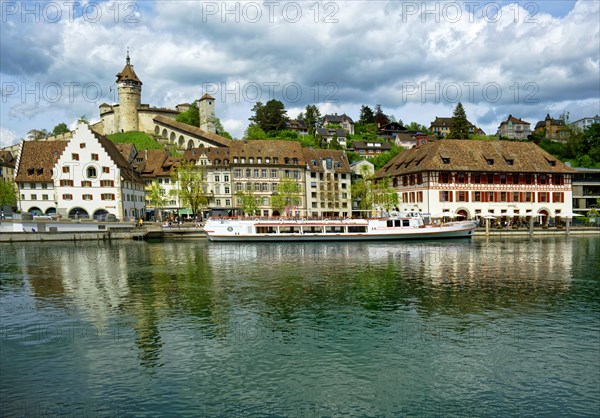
<box><xmin>116</xmin><ymin>51</ymin><xmax>142</xmax><ymax>85</ymax></box>
<box><xmin>200</xmin><ymin>93</ymin><xmax>215</xmax><ymax>101</ymax></box>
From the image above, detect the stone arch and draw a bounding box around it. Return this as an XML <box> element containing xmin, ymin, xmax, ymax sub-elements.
<box><xmin>170</xmin><ymin>131</ymin><xmax>176</xmax><ymax>142</ymax></box>
<box><xmin>178</xmin><ymin>135</ymin><xmax>185</xmax><ymax>147</ymax></box>
<box><xmin>69</xmin><ymin>207</ymin><xmax>89</xmax><ymax>219</ymax></box>
<box><xmin>456</xmin><ymin>208</ymin><xmax>470</xmax><ymax>219</ymax></box>
<box><xmin>154</xmin><ymin>126</ymin><xmax>160</xmax><ymax>135</ymax></box>
<box><xmin>45</xmin><ymin>207</ymin><xmax>57</xmax><ymax>215</ymax></box>
<box><xmin>93</xmin><ymin>209</ymin><xmax>109</xmax><ymax>221</ymax></box>
<box><xmin>162</xmin><ymin>128</ymin><xmax>168</xmax><ymax>137</ymax></box>
<box><xmin>28</xmin><ymin>207</ymin><xmax>43</xmax><ymax>215</ymax></box>
<box><xmin>187</xmin><ymin>139</ymin><xmax>194</xmax><ymax>149</ymax></box>
<box><xmin>538</xmin><ymin>208</ymin><xmax>550</xmax><ymax>225</ymax></box>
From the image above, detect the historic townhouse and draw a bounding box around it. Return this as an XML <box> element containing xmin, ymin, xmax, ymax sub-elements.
<box><xmin>429</xmin><ymin>117</ymin><xmax>484</xmax><ymax>139</ymax></box>
<box><xmin>376</xmin><ymin>140</ymin><xmax>576</xmax><ymax>223</ymax></box>
<box><xmin>534</xmin><ymin>114</ymin><xmax>568</xmax><ymax>141</ymax></box>
<box><xmin>496</xmin><ymin>115</ymin><xmax>531</xmax><ymax>140</ymax></box>
<box><xmin>184</xmin><ymin>140</ymin><xmax>308</xmax><ymax>217</ymax></box>
<box><xmin>0</xmin><ymin>150</ymin><xmax>16</xmax><ymax>182</ymax></box>
<box><xmin>303</xmin><ymin>149</ymin><xmax>352</xmax><ymax>218</ymax></box>
<box><xmin>323</xmin><ymin>113</ymin><xmax>355</xmax><ymax>135</ymax></box>
<box><xmin>15</xmin><ymin>123</ymin><xmax>146</xmax><ymax>220</ymax></box>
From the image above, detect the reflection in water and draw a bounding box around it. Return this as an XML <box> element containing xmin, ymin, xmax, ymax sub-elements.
<box><xmin>1</xmin><ymin>237</ymin><xmax>598</xmax><ymax>416</ymax></box>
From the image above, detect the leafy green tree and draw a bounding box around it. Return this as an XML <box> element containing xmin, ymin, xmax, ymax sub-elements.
<box><xmin>373</xmin><ymin>177</ymin><xmax>399</xmax><ymax>211</ymax></box>
<box><xmin>176</xmin><ymin>102</ymin><xmax>200</xmax><ymax>126</ymax></box>
<box><xmin>170</xmin><ymin>161</ymin><xmax>209</xmax><ymax>217</ymax></box>
<box><xmin>359</xmin><ymin>105</ymin><xmax>375</xmax><ymax>125</ymax></box>
<box><xmin>249</xmin><ymin>99</ymin><xmax>288</xmax><ymax>133</ymax></box>
<box><xmin>145</xmin><ymin>180</ymin><xmax>168</xmax><ymax>221</ymax></box>
<box><xmin>405</xmin><ymin>121</ymin><xmax>428</xmax><ymax>132</ymax></box>
<box><xmin>27</xmin><ymin>129</ymin><xmax>49</xmax><ymax>140</ymax></box>
<box><xmin>213</xmin><ymin>117</ymin><xmax>232</xmax><ymax>138</ymax></box>
<box><xmin>52</xmin><ymin>123</ymin><xmax>69</xmax><ymax>136</ymax></box>
<box><xmin>303</xmin><ymin>104</ymin><xmax>321</xmax><ymax>136</ymax></box>
<box><xmin>271</xmin><ymin>178</ymin><xmax>302</xmax><ymax>216</ymax></box>
<box><xmin>448</xmin><ymin>102</ymin><xmax>470</xmax><ymax>139</ymax></box>
<box><xmin>370</xmin><ymin>145</ymin><xmax>403</xmax><ymax>170</ymax></box>
<box><xmin>245</xmin><ymin>125</ymin><xmax>268</xmax><ymax>140</ymax></box>
<box><xmin>0</xmin><ymin>180</ymin><xmax>17</xmax><ymax>208</ymax></box>
<box><xmin>235</xmin><ymin>189</ymin><xmax>259</xmax><ymax>216</ymax></box>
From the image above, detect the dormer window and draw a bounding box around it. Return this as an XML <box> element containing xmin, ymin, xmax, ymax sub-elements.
<box><xmin>265</xmin><ymin>157</ymin><xmax>270</xmax><ymax>164</ymax></box>
<box><xmin>233</xmin><ymin>157</ymin><xmax>238</xmax><ymax>163</ymax></box>
<box><xmin>249</xmin><ymin>157</ymin><xmax>254</xmax><ymax>164</ymax></box>
<box><xmin>506</xmin><ymin>159</ymin><xmax>514</xmax><ymax>165</ymax></box>
<box><xmin>240</xmin><ymin>157</ymin><xmax>246</xmax><ymax>164</ymax></box>
<box><xmin>548</xmin><ymin>160</ymin><xmax>556</xmax><ymax>166</ymax></box>
<box><xmin>486</xmin><ymin>159</ymin><xmax>494</xmax><ymax>165</ymax></box>
<box><xmin>442</xmin><ymin>158</ymin><xmax>450</xmax><ymax>164</ymax></box>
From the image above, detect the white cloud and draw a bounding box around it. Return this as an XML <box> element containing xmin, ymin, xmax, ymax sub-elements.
<box><xmin>0</xmin><ymin>127</ymin><xmax>20</xmax><ymax>148</ymax></box>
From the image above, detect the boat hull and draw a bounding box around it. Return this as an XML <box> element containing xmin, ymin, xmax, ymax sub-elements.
<box><xmin>206</xmin><ymin>226</ymin><xmax>476</xmax><ymax>242</ymax></box>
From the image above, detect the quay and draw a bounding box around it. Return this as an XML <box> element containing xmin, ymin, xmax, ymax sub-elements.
<box><xmin>1</xmin><ymin>219</ymin><xmax>598</xmax><ymax>242</ymax></box>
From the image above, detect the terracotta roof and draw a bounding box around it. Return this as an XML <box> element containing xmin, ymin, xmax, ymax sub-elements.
<box><xmin>303</xmin><ymin>148</ymin><xmax>351</xmax><ymax>173</ymax></box>
<box><xmin>0</xmin><ymin>150</ymin><xmax>15</xmax><ymax>167</ymax></box>
<box><xmin>323</xmin><ymin>114</ymin><xmax>354</xmax><ymax>124</ymax></box>
<box><xmin>153</xmin><ymin>115</ymin><xmax>232</xmax><ymax>147</ymax></box>
<box><xmin>375</xmin><ymin>140</ymin><xmax>577</xmax><ymax>179</ymax></box>
<box><xmin>184</xmin><ymin>140</ymin><xmax>307</xmax><ymax>166</ymax></box>
<box><xmin>15</xmin><ymin>140</ymin><xmax>68</xmax><ymax>182</ymax></box>
<box><xmin>430</xmin><ymin>117</ymin><xmax>477</xmax><ymax>128</ymax></box>
<box><xmin>116</xmin><ymin>54</ymin><xmax>142</xmax><ymax>84</ymax></box>
<box><xmin>134</xmin><ymin>149</ymin><xmax>172</xmax><ymax>177</ymax></box>
<box><xmin>499</xmin><ymin>115</ymin><xmax>530</xmax><ymax>126</ymax></box>
<box><xmin>114</xmin><ymin>143</ymin><xmax>136</xmax><ymax>162</ymax></box>
<box><xmin>91</xmin><ymin>130</ymin><xmax>144</xmax><ymax>184</ymax></box>
<box><xmin>200</xmin><ymin>93</ymin><xmax>215</xmax><ymax>101</ymax></box>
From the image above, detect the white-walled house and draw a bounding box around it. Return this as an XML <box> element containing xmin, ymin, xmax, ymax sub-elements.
<box><xmin>376</xmin><ymin>140</ymin><xmax>576</xmax><ymax>223</ymax></box>
<box><xmin>15</xmin><ymin>123</ymin><xmax>146</xmax><ymax>220</ymax></box>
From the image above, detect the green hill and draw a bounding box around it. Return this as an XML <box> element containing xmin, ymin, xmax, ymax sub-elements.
<box><xmin>107</xmin><ymin>132</ymin><xmax>163</xmax><ymax>150</ymax></box>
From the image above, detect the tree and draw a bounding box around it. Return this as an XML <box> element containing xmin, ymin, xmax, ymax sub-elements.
<box><xmin>176</xmin><ymin>101</ymin><xmax>200</xmax><ymax>126</ymax></box>
<box><xmin>271</xmin><ymin>178</ymin><xmax>302</xmax><ymax>216</ymax></box>
<box><xmin>0</xmin><ymin>180</ymin><xmax>17</xmax><ymax>208</ymax></box>
<box><xmin>359</xmin><ymin>105</ymin><xmax>375</xmax><ymax>125</ymax></box>
<box><xmin>244</xmin><ymin>125</ymin><xmax>268</xmax><ymax>140</ymax></box>
<box><xmin>373</xmin><ymin>177</ymin><xmax>399</xmax><ymax>211</ymax></box>
<box><xmin>249</xmin><ymin>99</ymin><xmax>288</xmax><ymax>133</ymax></box>
<box><xmin>405</xmin><ymin>122</ymin><xmax>428</xmax><ymax>132</ymax></box>
<box><xmin>170</xmin><ymin>161</ymin><xmax>210</xmax><ymax>217</ymax></box>
<box><xmin>145</xmin><ymin>180</ymin><xmax>168</xmax><ymax>221</ymax></box>
<box><xmin>351</xmin><ymin>169</ymin><xmax>398</xmax><ymax>213</ymax></box>
<box><xmin>448</xmin><ymin>102</ymin><xmax>470</xmax><ymax>139</ymax></box>
<box><xmin>27</xmin><ymin>129</ymin><xmax>49</xmax><ymax>140</ymax></box>
<box><xmin>374</xmin><ymin>104</ymin><xmax>389</xmax><ymax>127</ymax></box>
<box><xmin>213</xmin><ymin>117</ymin><xmax>232</xmax><ymax>139</ymax></box>
<box><xmin>303</xmin><ymin>104</ymin><xmax>321</xmax><ymax>137</ymax></box>
<box><xmin>52</xmin><ymin>123</ymin><xmax>69</xmax><ymax>136</ymax></box>
<box><xmin>235</xmin><ymin>189</ymin><xmax>259</xmax><ymax>216</ymax></box>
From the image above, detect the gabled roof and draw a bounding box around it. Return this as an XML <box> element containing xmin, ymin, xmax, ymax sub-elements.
<box><xmin>353</xmin><ymin>141</ymin><xmax>392</xmax><ymax>150</ymax></box>
<box><xmin>302</xmin><ymin>148</ymin><xmax>350</xmax><ymax>173</ymax></box>
<box><xmin>316</xmin><ymin>128</ymin><xmax>346</xmax><ymax>137</ymax></box>
<box><xmin>323</xmin><ymin>113</ymin><xmax>354</xmax><ymax>124</ymax></box>
<box><xmin>135</xmin><ymin>149</ymin><xmax>173</xmax><ymax>177</ymax></box>
<box><xmin>15</xmin><ymin>140</ymin><xmax>68</xmax><ymax>182</ymax></box>
<box><xmin>375</xmin><ymin>140</ymin><xmax>576</xmax><ymax>178</ymax></box>
<box><xmin>430</xmin><ymin>117</ymin><xmax>477</xmax><ymax>128</ymax></box>
<box><xmin>499</xmin><ymin>115</ymin><xmax>530</xmax><ymax>126</ymax></box>
<box><xmin>200</xmin><ymin>93</ymin><xmax>215</xmax><ymax>101</ymax></box>
<box><xmin>114</xmin><ymin>143</ymin><xmax>137</xmax><ymax>162</ymax></box>
<box><xmin>90</xmin><ymin>130</ymin><xmax>144</xmax><ymax>184</ymax></box>
<box><xmin>153</xmin><ymin>115</ymin><xmax>232</xmax><ymax>147</ymax></box>
<box><xmin>0</xmin><ymin>150</ymin><xmax>15</xmax><ymax>167</ymax></box>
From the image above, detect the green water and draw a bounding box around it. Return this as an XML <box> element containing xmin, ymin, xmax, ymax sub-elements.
<box><xmin>1</xmin><ymin>237</ymin><xmax>599</xmax><ymax>417</ymax></box>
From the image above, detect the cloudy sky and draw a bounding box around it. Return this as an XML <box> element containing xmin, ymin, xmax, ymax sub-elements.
<box><xmin>1</xmin><ymin>0</ymin><xmax>599</xmax><ymax>146</ymax></box>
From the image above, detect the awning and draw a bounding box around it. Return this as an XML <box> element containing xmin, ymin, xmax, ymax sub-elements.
<box><xmin>178</xmin><ymin>208</ymin><xmax>193</xmax><ymax>215</ymax></box>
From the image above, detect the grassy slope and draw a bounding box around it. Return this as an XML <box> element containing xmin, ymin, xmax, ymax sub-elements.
<box><xmin>107</xmin><ymin>132</ymin><xmax>163</xmax><ymax>150</ymax></box>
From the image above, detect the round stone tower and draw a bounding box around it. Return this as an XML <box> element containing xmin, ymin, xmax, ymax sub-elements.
<box><xmin>198</xmin><ymin>93</ymin><xmax>216</xmax><ymax>133</ymax></box>
<box><xmin>116</xmin><ymin>51</ymin><xmax>142</xmax><ymax>132</ymax></box>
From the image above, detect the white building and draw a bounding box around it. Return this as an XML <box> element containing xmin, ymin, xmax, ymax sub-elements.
<box><xmin>15</xmin><ymin>123</ymin><xmax>146</xmax><ymax>220</ymax></box>
<box><xmin>376</xmin><ymin>140</ymin><xmax>576</xmax><ymax>223</ymax></box>
<box><xmin>571</xmin><ymin>115</ymin><xmax>600</xmax><ymax>131</ymax></box>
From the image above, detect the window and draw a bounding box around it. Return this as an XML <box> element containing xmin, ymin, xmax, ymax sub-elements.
<box><xmin>457</xmin><ymin>173</ymin><xmax>465</xmax><ymax>183</ymax></box>
<box><xmin>439</xmin><ymin>173</ymin><xmax>450</xmax><ymax>183</ymax></box>
<box><xmin>440</xmin><ymin>191</ymin><xmax>452</xmax><ymax>202</ymax></box>
<box><xmin>512</xmin><ymin>192</ymin><xmax>520</xmax><ymax>202</ymax></box>
<box><xmin>473</xmin><ymin>191</ymin><xmax>482</xmax><ymax>202</ymax></box>
<box><xmin>60</xmin><ymin>180</ymin><xmax>73</xmax><ymax>186</ymax></box>
<box><xmin>500</xmin><ymin>192</ymin><xmax>508</xmax><ymax>202</ymax></box>
<box><xmin>81</xmin><ymin>180</ymin><xmax>92</xmax><ymax>187</ymax></box>
<box><xmin>41</xmin><ymin>183</ymin><xmax>48</xmax><ymax>189</ymax></box>
<box><xmin>253</xmin><ymin>169</ymin><xmax>259</xmax><ymax>178</ymax></box>
<box><xmin>500</xmin><ymin>174</ymin><xmax>506</xmax><ymax>184</ymax></box>
<box><xmin>245</xmin><ymin>169</ymin><xmax>251</xmax><ymax>178</ymax></box>
<box><xmin>225</xmin><ymin>199</ymin><xmax>231</xmax><ymax>206</ymax></box>
<box><xmin>214</xmin><ymin>185</ymin><xmax>220</xmax><ymax>194</ymax></box>
<box><xmin>83</xmin><ymin>194</ymin><xmax>93</xmax><ymax>201</ymax></box>
<box><xmin>102</xmin><ymin>166</ymin><xmax>110</xmax><ymax>174</ymax></box>
<box><xmin>271</xmin><ymin>169</ymin><xmax>278</xmax><ymax>178</ymax></box>
<box><xmin>215</xmin><ymin>175</ymin><xmax>220</xmax><ymax>182</ymax></box>
<box><xmin>261</xmin><ymin>183</ymin><xmax>268</xmax><ymax>191</ymax></box>
<box><xmin>224</xmin><ymin>175</ymin><xmax>230</xmax><ymax>182</ymax></box>
<box><xmin>486</xmin><ymin>159</ymin><xmax>493</xmax><ymax>165</ymax></box>
<box><xmin>234</xmin><ymin>169</ymin><xmax>242</xmax><ymax>178</ymax></box>
<box><xmin>552</xmin><ymin>192</ymin><xmax>564</xmax><ymax>203</ymax></box>
<box><xmin>62</xmin><ymin>166</ymin><xmax>70</xmax><ymax>173</ymax></box>
<box><xmin>100</xmin><ymin>180</ymin><xmax>114</xmax><ymax>187</ymax></box>
<box><xmin>91</xmin><ymin>153</ymin><xmax>99</xmax><ymax>161</ymax></box>
<box><xmin>30</xmin><ymin>194</ymin><xmax>37</xmax><ymax>200</ymax></box>
<box><xmin>87</xmin><ymin>167</ymin><xmax>97</xmax><ymax>178</ymax></box>
<box><xmin>261</xmin><ymin>169</ymin><xmax>267</xmax><ymax>178</ymax></box>
<box><xmin>62</xmin><ymin>194</ymin><xmax>73</xmax><ymax>200</ymax></box>
<box><xmin>538</xmin><ymin>192</ymin><xmax>549</xmax><ymax>203</ymax></box>
<box><xmin>101</xmin><ymin>193</ymin><xmax>115</xmax><ymax>200</ymax></box>
<box><xmin>72</xmin><ymin>153</ymin><xmax>79</xmax><ymax>161</ymax></box>
<box><xmin>216</xmin><ymin>199</ymin><xmax>221</xmax><ymax>206</ymax></box>
<box><xmin>80</xmin><ymin>143</ymin><xmax>86</xmax><ymax>149</ymax></box>
<box><xmin>236</xmin><ymin>183</ymin><xmax>243</xmax><ymax>191</ymax></box>
<box><xmin>457</xmin><ymin>191</ymin><xmax>468</xmax><ymax>202</ymax></box>
<box><xmin>224</xmin><ymin>186</ymin><xmax>230</xmax><ymax>194</ymax></box>
<box><xmin>553</xmin><ymin>174</ymin><xmax>564</xmax><ymax>185</ymax></box>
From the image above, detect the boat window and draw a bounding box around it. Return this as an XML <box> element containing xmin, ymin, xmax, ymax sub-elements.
<box><xmin>387</xmin><ymin>220</ymin><xmax>394</xmax><ymax>227</ymax></box>
<box><xmin>325</xmin><ymin>226</ymin><xmax>344</xmax><ymax>233</ymax></box>
<box><xmin>303</xmin><ymin>226</ymin><xmax>324</xmax><ymax>233</ymax></box>
<box><xmin>403</xmin><ymin>220</ymin><xmax>410</xmax><ymax>227</ymax></box>
<box><xmin>347</xmin><ymin>226</ymin><xmax>367</xmax><ymax>233</ymax></box>
<box><xmin>395</xmin><ymin>220</ymin><xmax>401</xmax><ymax>227</ymax></box>
<box><xmin>279</xmin><ymin>226</ymin><xmax>301</xmax><ymax>233</ymax></box>
<box><xmin>256</xmin><ymin>226</ymin><xmax>277</xmax><ymax>234</ymax></box>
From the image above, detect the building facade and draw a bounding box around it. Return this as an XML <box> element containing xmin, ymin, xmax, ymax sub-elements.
<box><xmin>534</xmin><ymin>114</ymin><xmax>568</xmax><ymax>141</ymax></box>
<box><xmin>15</xmin><ymin>123</ymin><xmax>146</xmax><ymax>219</ymax></box>
<box><xmin>571</xmin><ymin>115</ymin><xmax>600</xmax><ymax>131</ymax></box>
<box><xmin>376</xmin><ymin>140</ymin><xmax>575</xmax><ymax>223</ymax></box>
<box><xmin>323</xmin><ymin>114</ymin><xmax>355</xmax><ymax>135</ymax></box>
<box><xmin>571</xmin><ymin>167</ymin><xmax>600</xmax><ymax>213</ymax></box>
<box><xmin>429</xmin><ymin>117</ymin><xmax>483</xmax><ymax>139</ymax></box>
<box><xmin>497</xmin><ymin>115</ymin><xmax>531</xmax><ymax>140</ymax></box>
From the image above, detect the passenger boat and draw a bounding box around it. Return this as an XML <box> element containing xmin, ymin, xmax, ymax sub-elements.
<box><xmin>203</xmin><ymin>213</ymin><xmax>477</xmax><ymax>242</ymax></box>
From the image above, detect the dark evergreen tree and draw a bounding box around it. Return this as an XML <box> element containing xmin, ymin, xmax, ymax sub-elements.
<box><xmin>249</xmin><ymin>99</ymin><xmax>288</xmax><ymax>133</ymax></box>
<box><xmin>374</xmin><ymin>104</ymin><xmax>389</xmax><ymax>127</ymax></box>
<box><xmin>359</xmin><ymin>105</ymin><xmax>375</xmax><ymax>125</ymax></box>
<box><xmin>448</xmin><ymin>102</ymin><xmax>470</xmax><ymax>139</ymax></box>
<box><xmin>303</xmin><ymin>104</ymin><xmax>321</xmax><ymax>137</ymax></box>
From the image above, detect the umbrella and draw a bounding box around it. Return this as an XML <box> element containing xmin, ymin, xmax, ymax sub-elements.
<box><xmin>518</xmin><ymin>211</ymin><xmax>534</xmax><ymax>217</ymax></box>
<box><xmin>478</xmin><ymin>211</ymin><xmax>498</xmax><ymax>217</ymax></box>
<box><xmin>483</xmin><ymin>215</ymin><xmax>496</xmax><ymax>220</ymax></box>
<box><xmin>430</xmin><ymin>212</ymin><xmax>460</xmax><ymax>218</ymax></box>
<box><xmin>557</xmin><ymin>211</ymin><xmax>583</xmax><ymax>218</ymax></box>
